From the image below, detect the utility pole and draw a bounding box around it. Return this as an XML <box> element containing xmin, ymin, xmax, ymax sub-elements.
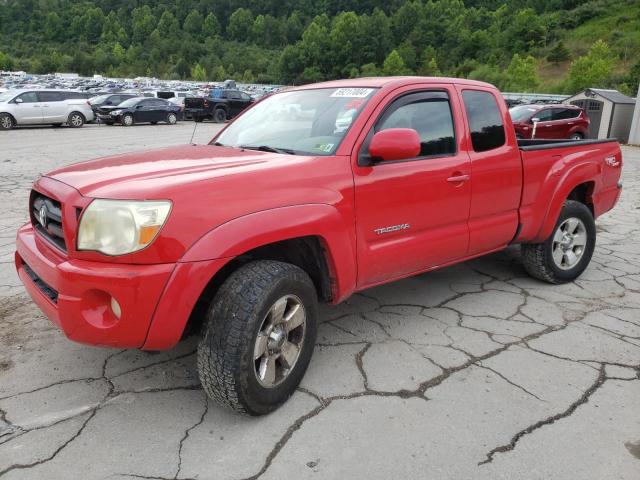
<box><xmin>630</xmin><ymin>82</ymin><xmax>640</xmax><ymax>145</ymax></box>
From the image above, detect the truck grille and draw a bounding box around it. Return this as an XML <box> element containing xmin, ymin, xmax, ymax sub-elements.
<box><xmin>30</xmin><ymin>191</ymin><xmax>66</xmax><ymax>252</ymax></box>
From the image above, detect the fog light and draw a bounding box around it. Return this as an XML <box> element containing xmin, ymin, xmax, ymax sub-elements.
<box><xmin>110</xmin><ymin>296</ymin><xmax>122</xmax><ymax>319</ymax></box>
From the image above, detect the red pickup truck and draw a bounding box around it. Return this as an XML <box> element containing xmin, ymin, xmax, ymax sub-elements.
<box><xmin>15</xmin><ymin>77</ymin><xmax>622</xmax><ymax>415</ymax></box>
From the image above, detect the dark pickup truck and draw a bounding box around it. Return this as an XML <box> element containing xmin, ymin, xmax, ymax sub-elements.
<box><xmin>184</xmin><ymin>89</ymin><xmax>254</xmax><ymax>123</ymax></box>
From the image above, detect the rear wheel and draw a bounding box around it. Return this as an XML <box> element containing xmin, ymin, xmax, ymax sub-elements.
<box><xmin>166</xmin><ymin>112</ymin><xmax>177</xmax><ymax>125</ymax></box>
<box><xmin>521</xmin><ymin>200</ymin><xmax>596</xmax><ymax>284</ymax></box>
<box><xmin>214</xmin><ymin>108</ymin><xmax>227</xmax><ymax>123</ymax></box>
<box><xmin>197</xmin><ymin>260</ymin><xmax>318</xmax><ymax>415</ymax></box>
<box><xmin>67</xmin><ymin>112</ymin><xmax>85</xmax><ymax>128</ymax></box>
<box><xmin>122</xmin><ymin>114</ymin><xmax>134</xmax><ymax>127</ymax></box>
<box><xmin>569</xmin><ymin>132</ymin><xmax>584</xmax><ymax>140</ymax></box>
<box><xmin>0</xmin><ymin>113</ymin><xmax>15</xmax><ymax>130</ymax></box>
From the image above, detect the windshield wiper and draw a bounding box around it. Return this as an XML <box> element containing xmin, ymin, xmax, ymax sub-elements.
<box><xmin>239</xmin><ymin>145</ymin><xmax>296</xmax><ymax>155</ymax></box>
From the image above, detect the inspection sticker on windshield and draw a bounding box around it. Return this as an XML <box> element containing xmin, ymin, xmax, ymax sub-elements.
<box><xmin>331</xmin><ymin>88</ymin><xmax>374</xmax><ymax>98</ymax></box>
<box><xmin>314</xmin><ymin>143</ymin><xmax>334</xmax><ymax>153</ymax></box>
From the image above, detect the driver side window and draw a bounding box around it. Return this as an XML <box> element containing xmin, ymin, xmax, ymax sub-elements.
<box><xmin>374</xmin><ymin>91</ymin><xmax>456</xmax><ymax>158</ymax></box>
<box><xmin>17</xmin><ymin>92</ymin><xmax>38</xmax><ymax>103</ymax></box>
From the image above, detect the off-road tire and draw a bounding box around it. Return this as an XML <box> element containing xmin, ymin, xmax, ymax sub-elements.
<box><xmin>197</xmin><ymin>260</ymin><xmax>318</xmax><ymax>415</ymax></box>
<box><xmin>521</xmin><ymin>200</ymin><xmax>596</xmax><ymax>284</ymax></box>
<box><xmin>213</xmin><ymin>108</ymin><xmax>227</xmax><ymax>123</ymax></box>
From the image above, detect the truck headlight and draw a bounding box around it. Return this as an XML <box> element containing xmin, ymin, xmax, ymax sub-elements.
<box><xmin>77</xmin><ymin>199</ymin><xmax>171</xmax><ymax>255</ymax></box>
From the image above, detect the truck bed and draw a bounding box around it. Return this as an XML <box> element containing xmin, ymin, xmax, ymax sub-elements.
<box><xmin>516</xmin><ymin>137</ymin><xmax>622</xmax><ymax>243</ymax></box>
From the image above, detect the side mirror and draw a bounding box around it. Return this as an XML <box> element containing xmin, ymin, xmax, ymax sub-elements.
<box><xmin>136</xmin><ymin>104</ymin><xmax>144</xmax><ymax>109</ymax></box>
<box><xmin>369</xmin><ymin>128</ymin><xmax>421</xmax><ymax>162</ymax></box>
<box><xmin>530</xmin><ymin>117</ymin><xmax>540</xmax><ymax>124</ymax></box>
<box><xmin>14</xmin><ymin>98</ymin><xmax>23</xmax><ymax>104</ymax></box>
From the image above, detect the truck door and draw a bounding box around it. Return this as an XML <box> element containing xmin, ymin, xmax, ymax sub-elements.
<box><xmin>226</xmin><ymin>90</ymin><xmax>243</xmax><ymax>117</ymax></box>
<box><xmin>352</xmin><ymin>86</ymin><xmax>471</xmax><ymax>287</ymax></box>
<box><xmin>458</xmin><ymin>88</ymin><xmax>522</xmax><ymax>255</ymax></box>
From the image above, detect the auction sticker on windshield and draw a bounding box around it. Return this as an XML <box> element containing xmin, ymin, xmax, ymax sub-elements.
<box><xmin>330</xmin><ymin>88</ymin><xmax>374</xmax><ymax>98</ymax></box>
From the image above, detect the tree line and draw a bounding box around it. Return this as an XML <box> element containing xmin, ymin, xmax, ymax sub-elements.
<box><xmin>0</xmin><ymin>0</ymin><xmax>637</xmax><ymax>94</ymax></box>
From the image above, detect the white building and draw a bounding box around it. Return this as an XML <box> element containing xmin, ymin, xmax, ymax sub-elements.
<box><xmin>565</xmin><ymin>88</ymin><xmax>635</xmax><ymax>143</ymax></box>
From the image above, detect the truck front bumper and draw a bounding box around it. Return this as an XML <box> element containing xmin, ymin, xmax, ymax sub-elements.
<box><xmin>15</xmin><ymin>224</ymin><xmax>175</xmax><ymax>348</ymax></box>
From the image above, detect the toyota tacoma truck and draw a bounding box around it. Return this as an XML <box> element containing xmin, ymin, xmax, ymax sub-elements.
<box><xmin>15</xmin><ymin>77</ymin><xmax>623</xmax><ymax>415</ymax></box>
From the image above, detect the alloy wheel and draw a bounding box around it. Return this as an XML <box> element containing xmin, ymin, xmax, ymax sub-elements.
<box><xmin>551</xmin><ymin>217</ymin><xmax>587</xmax><ymax>270</ymax></box>
<box><xmin>253</xmin><ymin>295</ymin><xmax>306</xmax><ymax>388</ymax></box>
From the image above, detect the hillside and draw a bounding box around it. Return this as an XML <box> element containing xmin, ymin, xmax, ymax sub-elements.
<box><xmin>0</xmin><ymin>0</ymin><xmax>638</xmax><ymax>94</ymax></box>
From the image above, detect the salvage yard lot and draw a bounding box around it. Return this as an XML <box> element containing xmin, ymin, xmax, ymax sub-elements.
<box><xmin>1</xmin><ymin>124</ymin><xmax>639</xmax><ymax>479</ymax></box>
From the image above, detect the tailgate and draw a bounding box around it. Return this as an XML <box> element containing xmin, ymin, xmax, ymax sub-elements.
<box><xmin>184</xmin><ymin>97</ymin><xmax>205</xmax><ymax>109</ymax></box>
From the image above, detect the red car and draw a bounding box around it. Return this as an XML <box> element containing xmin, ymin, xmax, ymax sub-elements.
<box><xmin>509</xmin><ymin>104</ymin><xmax>589</xmax><ymax>140</ymax></box>
<box><xmin>16</xmin><ymin>77</ymin><xmax>622</xmax><ymax>415</ymax></box>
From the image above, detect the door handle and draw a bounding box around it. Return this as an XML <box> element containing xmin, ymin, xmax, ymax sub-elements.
<box><xmin>447</xmin><ymin>174</ymin><xmax>470</xmax><ymax>183</ymax></box>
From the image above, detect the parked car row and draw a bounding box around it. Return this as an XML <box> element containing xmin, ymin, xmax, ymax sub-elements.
<box><xmin>0</xmin><ymin>84</ymin><xmax>262</xmax><ymax>130</ymax></box>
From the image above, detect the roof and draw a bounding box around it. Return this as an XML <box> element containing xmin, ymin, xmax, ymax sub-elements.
<box><xmin>586</xmin><ymin>88</ymin><xmax>635</xmax><ymax>104</ymax></box>
<box><xmin>291</xmin><ymin>76</ymin><xmax>495</xmax><ymax>91</ymax></box>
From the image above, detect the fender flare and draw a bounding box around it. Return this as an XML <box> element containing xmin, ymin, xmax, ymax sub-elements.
<box><xmin>180</xmin><ymin>203</ymin><xmax>358</xmax><ymax>302</ymax></box>
<box><xmin>535</xmin><ymin>161</ymin><xmax>600</xmax><ymax>242</ymax></box>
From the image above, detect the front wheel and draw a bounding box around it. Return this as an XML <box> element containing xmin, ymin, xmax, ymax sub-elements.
<box><xmin>521</xmin><ymin>200</ymin><xmax>596</xmax><ymax>283</ymax></box>
<box><xmin>197</xmin><ymin>260</ymin><xmax>318</xmax><ymax>415</ymax></box>
<box><xmin>67</xmin><ymin>112</ymin><xmax>85</xmax><ymax>128</ymax></box>
<box><xmin>0</xmin><ymin>113</ymin><xmax>14</xmax><ymax>130</ymax></box>
<box><xmin>122</xmin><ymin>114</ymin><xmax>134</xmax><ymax>127</ymax></box>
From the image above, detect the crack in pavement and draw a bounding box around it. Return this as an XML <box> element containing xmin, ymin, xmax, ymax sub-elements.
<box><xmin>478</xmin><ymin>364</ymin><xmax>608</xmax><ymax>465</ymax></box>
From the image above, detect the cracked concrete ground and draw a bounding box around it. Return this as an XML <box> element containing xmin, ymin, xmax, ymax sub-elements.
<box><xmin>0</xmin><ymin>124</ymin><xmax>639</xmax><ymax>479</ymax></box>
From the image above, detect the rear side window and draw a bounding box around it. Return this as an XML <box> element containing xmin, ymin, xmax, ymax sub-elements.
<box><xmin>61</xmin><ymin>92</ymin><xmax>85</xmax><ymax>100</ymax></box>
<box><xmin>376</xmin><ymin>91</ymin><xmax>456</xmax><ymax>157</ymax></box>
<box><xmin>462</xmin><ymin>90</ymin><xmax>506</xmax><ymax>152</ymax></box>
<box><xmin>38</xmin><ymin>91</ymin><xmax>64</xmax><ymax>102</ymax></box>
<box><xmin>552</xmin><ymin>108</ymin><xmax>580</xmax><ymax>120</ymax></box>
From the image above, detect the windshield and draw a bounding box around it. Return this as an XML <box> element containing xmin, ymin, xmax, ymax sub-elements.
<box><xmin>89</xmin><ymin>94</ymin><xmax>110</xmax><ymax>104</ymax></box>
<box><xmin>118</xmin><ymin>97</ymin><xmax>140</xmax><ymax>108</ymax></box>
<box><xmin>213</xmin><ymin>87</ymin><xmax>378</xmax><ymax>155</ymax></box>
<box><xmin>0</xmin><ymin>91</ymin><xmax>16</xmax><ymax>103</ymax></box>
<box><xmin>509</xmin><ymin>105</ymin><xmax>539</xmax><ymax>122</ymax></box>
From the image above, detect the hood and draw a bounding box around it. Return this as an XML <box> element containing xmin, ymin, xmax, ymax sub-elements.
<box><xmin>47</xmin><ymin>145</ymin><xmax>288</xmax><ymax>198</ymax></box>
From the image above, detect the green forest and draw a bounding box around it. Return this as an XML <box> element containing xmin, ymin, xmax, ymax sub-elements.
<box><xmin>0</xmin><ymin>0</ymin><xmax>638</xmax><ymax>94</ymax></box>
